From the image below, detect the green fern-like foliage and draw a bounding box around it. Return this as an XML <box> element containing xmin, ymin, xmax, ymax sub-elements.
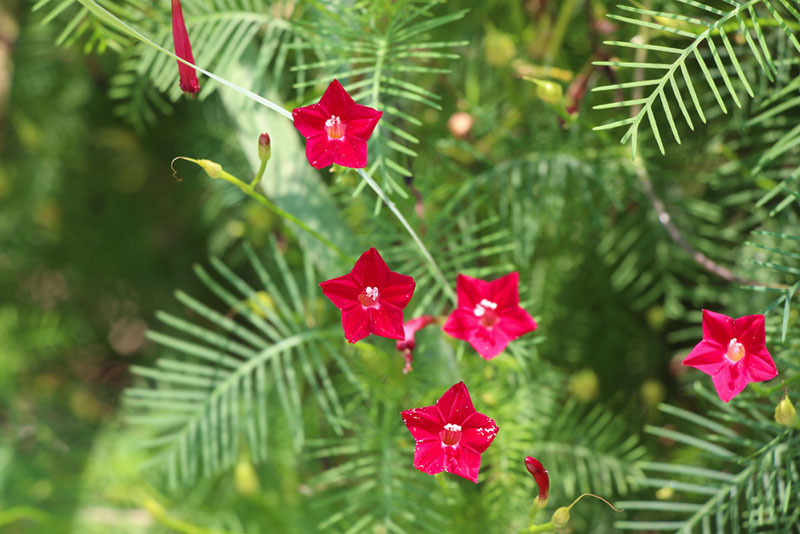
<box><xmin>293</xmin><ymin>0</ymin><xmax>469</xmax><ymax>197</ymax></box>
<box><xmin>593</xmin><ymin>0</ymin><xmax>800</xmax><ymax>157</ymax></box>
<box><xmin>125</xmin><ymin>240</ymin><xmax>356</xmax><ymax>488</ymax></box>
<box><xmin>616</xmin><ymin>384</ymin><xmax>799</xmax><ymax>533</ymax></box>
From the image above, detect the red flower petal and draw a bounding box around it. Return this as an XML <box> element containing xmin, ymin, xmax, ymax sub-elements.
<box><xmin>380</xmin><ymin>272</ymin><xmax>416</xmax><ymax>308</ymax></box>
<box><xmin>319</xmin><ymin>273</ymin><xmax>361</xmax><ymax>310</ymax></box>
<box><xmin>682</xmin><ymin>340</ymin><xmax>725</xmax><ymax>375</ymax></box>
<box><xmin>401</xmin><ymin>405</ymin><xmax>444</xmax><ymax>442</ymax></box>
<box><xmin>436</xmin><ymin>382</ymin><xmax>476</xmax><ymax>425</ymax></box>
<box><xmin>489</xmin><ymin>271</ymin><xmax>520</xmax><ymax>309</ymax></box>
<box><xmin>333</xmin><ymin>136</ymin><xmax>367</xmax><ymax>168</ymax></box>
<box><xmin>292</xmin><ymin>106</ymin><xmax>328</xmax><ymax>138</ymax></box>
<box><xmin>413</xmin><ymin>439</ymin><xmax>447</xmax><ymax>476</ymax></box>
<box><xmin>468</xmin><ymin>326</ymin><xmax>511</xmax><ymax>360</ymax></box>
<box><xmin>745</xmin><ymin>347</ymin><xmax>778</xmax><ymax>382</ymax></box>
<box><xmin>304</xmin><ymin>134</ymin><xmax>336</xmax><ymax>169</ymax></box>
<box><xmin>442</xmin><ymin>308</ymin><xmax>479</xmax><ymax>342</ymax></box>
<box><xmin>711</xmin><ymin>361</ymin><xmax>749</xmax><ymax>403</ymax></box>
<box><xmin>341</xmin><ymin>307</ymin><xmax>372</xmax><ymax>344</ymax></box>
<box><xmin>445</xmin><ymin>445</ymin><xmax>481</xmax><ymax>483</ymax></box>
<box><xmin>497</xmin><ymin>306</ymin><xmax>537</xmax><ymax>341</ymax></box>
<box><xmin>344</xmin><ymin>105</ymin><xmax>383</xmax><ymax>141</ymax></box>
<box><xmin>702</xmin><ymin>309</ymin><xmax>733</xmax><ymax>345</ymax></box>
<box><xmin>318</xmin><ymin>79</ymin><xmax>354</xmax><ymax>116</ymax></box>
<box><xmin>455</xmin><ymin>274</ymin><xmax>489</xmax><ymax>309</ymax></box>
<box><xmin>369</xmin><ymin>304</ymin><xmax>405</xmax><ymax>340</ymax></box>
<box><xmin>733</xmin><ymin>314</ymin><xmax>766</xmax><ymax>351</ymax></box>
<box><xmin>352</xmin><ymin>248</ymin><xmax>391</xmax><ymax>287</ymax></box>
<box><xmin>461</xmin><ymin>412</ymin><xmax>499</xmax><ymax>454</ymax></box>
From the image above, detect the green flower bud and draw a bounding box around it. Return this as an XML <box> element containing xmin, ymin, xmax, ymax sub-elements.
<box><xmin>551</xmin><ymin>506</ymin><xmax>571</xmax><ymax>528</ymax></box>
<box><xmin>235</xmin><ymin>458</ymin><xmax>260</xmax><ymax>496</ymax></box>
<box><xmin>198</xmin><ymin>159</ymin><xmax>223</xmax><ymax>179</ymax></box>
<box><xmin>775</xmin><ymin>395</ymin><xmax>797</xmax><ymax>428</ymax></box>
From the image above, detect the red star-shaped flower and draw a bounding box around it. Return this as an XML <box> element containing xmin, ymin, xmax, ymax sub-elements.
<box><xmin>442</xmin><ymin>272</ymin><xmax>537</xmax><ymax>360</ymax></box>
<box><xmin>682</xmin><ymin>309</ymin><xmax>778</xmax><ymax>403</ymax></box>
<box><xmin>401</xmin><ymin>382</ymin><xmax>499</xmax><ymax>483</ymax></box>
<box><xmin>320</xmin><ymin>248</ymin><xmax>415</xmax><ymax>344</ymax></box>
<box><xmin>291</xmin><ymin>79</ymin><xmax>382</xmax><ymax>169</ymax></box>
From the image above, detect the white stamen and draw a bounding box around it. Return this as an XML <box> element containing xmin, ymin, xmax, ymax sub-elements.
<box><xmin>444</xmin><ymin>423</ymin><xmax>462</xmax><ymax>432</ymax></box>
<box><xmin>480</xmin><ymin>299</ymin><xmax>497</xmax><ymax>310</ymax></box>
<box><xmin>473</xmin><ymin>299</ymin><xmax>497</xmax><ymax>317</ymax></box>
<box><xmin>365</xmin><ymin>286</ymin><xmax>379</xmax><ymax>300</ymax></box>
<box><xmin>325</xmin><ymin>115</ymin><xmax>341</xmax><ymax>128</ymax></box>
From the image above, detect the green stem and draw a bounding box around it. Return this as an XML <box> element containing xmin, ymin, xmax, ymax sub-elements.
<box><xmin>175</xmin><ymin>157</ymin><xmax>351</xmax><ymax>261</ymax></box>
<box><xmin>545</xmin><ymin>0</ymin><xmax>580</xmax><ymax>62</ymax></box>
<box><xmin>525</xmin><ymin>521</ymin><xmax>555</xmax><ymax>533</ymax></box>
<box><xmin>251</xmin><ymin>159</ymin><xmax>267</xmax><ymax>189</ymax></box>
<box><xmin>0</xmin><ymin>506</ymin><xmax>49</xmax><ymax>527</ymax></box>
<box><xmin>221</xmin><ymin>170</ymin><xmax>351</xmax><ymax>261</ymax></box>
<box><xmin>80</xmin><ymin>0</ymin><xmax>452</xmax><ymax>283</ymax></box>
<box><xmin>356</xmin><ymin>168</ymin><xmax>456</xmax><ymax>304</ymax></box>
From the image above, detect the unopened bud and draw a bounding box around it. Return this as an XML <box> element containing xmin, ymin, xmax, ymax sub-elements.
<box><xmin>551</xmin><ymin>506</ymin><xmax>570</xmax><ymax>528</ymax></box>
<box><xmin>258</xmin><ymin>132</ymin><xmax>271</xmax><ymax>162</ymax></box>
<box><xmin>447</xmin><ymin>112</ymin><xmax>474</xmax><ymax>139</ymax></box>
<box><xmin>235</xmin><ymin>458</ymin><xmax>260</xmax><ymax>496</ymax></box>
<box><xmin>524</xmin><ymin>77</ymin><xmax>564</xmax><ymax>107</ymax></box>
<box><xmin>776</xmin><ymin>394</ymin><xmax>797</xmax><ymax>428</ymax></box>
<box><xmin>198</xmin><ymin>159</ymin><xmax>223</xmax><ymax>178</ymax></box>
<box><xmin>524</xmin><ymin>457</ymin><xmax>549</xmax><ymax>509</ymax></box>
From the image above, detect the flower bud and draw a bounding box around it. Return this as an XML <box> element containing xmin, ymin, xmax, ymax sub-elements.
<box><xmin>524</xmin><ymin>457</ymin><xmax>549</xmax><ymax>509</ymax></box>
<box><xmin>198</xmin><ymin>159</ymin><xmax>223</xmax><ymax>179</ymax></box>
<box><xmin>551</xmin><ymin>506</ymin><xmax>570</xmax><ymax>528</ymax></box>
<box><xmin>235</xmin><ymin>458</ymin><xmax>260</xmax><ymax>496</ymax></box>
<box><xmin>775</xmin><ymin>394</ymin><xmax>797</xmax><ymax>428</ymax></box>
<box><xmin>258</xmin><ymin>132</ymin><xmax>271</xmax><ymax>163</ymax></box>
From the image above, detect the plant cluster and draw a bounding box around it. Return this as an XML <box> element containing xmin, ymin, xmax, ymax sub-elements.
<box><xmin>2</xmin><ymin>0</ymin><xmax>800</xmax><ymax>532</ymax></box>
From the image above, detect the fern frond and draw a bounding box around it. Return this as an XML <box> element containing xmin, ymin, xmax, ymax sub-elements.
<box><xmin>32</xmin><ymin>0</ymin><xmax>144</xmax><ymax>53</ymax></box>
<box><xmin>307</xmin><ymin>401</ymin><xmax>449</xmax><ymax>534</ymax></box>
<box><xmin>742</xmin><ymin>230</ymin><xmax>800</xmax><ymax>341</ymax></box>
<box><xmin>593</xmin><ymin>0</ymin><xmax>800</xmax><ymax>157</ymax></box>
<box><xmin>125</xmin><ymin>240</ymin><xmax>356</xmax><ymax>488</ymax></box>
<box><xmin>293</xmin><ymin>0</ymin><xmax>468</xmax><ymax>198</ymax></box>
<box><xmin>615</xmin><ymin>386</ymin><xmax>800</xmax><ymax>533</ymax></box>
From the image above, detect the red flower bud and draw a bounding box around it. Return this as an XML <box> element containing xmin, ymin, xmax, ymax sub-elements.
<box><xmin>395</xmin><ymin>315</ymin><xmax>436</xmax><ymax>373</ymax></box>
<box><xmin>524</xmin><ymin>457</ymin><xmax>549</xmax><ymax>508</ymax></box>
<box><xmin>258</xmin><ymin>132</ymin><xmax>271</xmax><ymax>162</ymax></box>
<box><xmin>171</xmin><ymin>0</ymin><xmax>200</xmax><ymax>95</ymax></box>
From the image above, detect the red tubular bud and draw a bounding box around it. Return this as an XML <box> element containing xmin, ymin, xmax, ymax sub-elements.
<box><xmin>171</xmin><ymin>0</ymin><xmax>200</xmax><ymax>95</ymax></box>
<box><xmin>258</xmin><ymin>132</ymin><xmax>271</xmax><ymax>162</ymax></box>
<box><xmin>525</xmin><ymin>457</ymin><xmax>549</xmax><ymax>508</ymax></box>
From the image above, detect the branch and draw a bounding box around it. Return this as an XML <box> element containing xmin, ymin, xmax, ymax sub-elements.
<box><xmin>636</xmin><ymin>163</ymin><xmax>787</xmax><ymax>289</ymax></box>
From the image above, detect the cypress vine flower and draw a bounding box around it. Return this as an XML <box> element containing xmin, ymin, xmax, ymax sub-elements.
<box><xmin>320</xmin><ymin>248</ymin><xmax>415</xmax><ymax>344</ymax></box>
<box><xmin>291</xmin><ymin>79</ymin><xmax>382</xmax><ymax>169</ymax></box>
<box><xmin>443</xmin><ymin>272</ymin><xmax>537</xmax><ymax>359</ymax></box>
<box><xmin>171</xmin><ymin>0</ymin><xmax>200</xmax><ymax>95</ymax></box>
<box><xmin>401</xmin><ymin>382</ymin><xmax>499</xmax><ymax>483</ymax></box>
<box><xmin>524</xmin><ymin>456</ymin><xmax>549</xmax><ymax>509</ymax></box>
<box><xmin>682</xmin><ymin>310</ymin><xmax>778</xmax><ymax>403</ymax></box>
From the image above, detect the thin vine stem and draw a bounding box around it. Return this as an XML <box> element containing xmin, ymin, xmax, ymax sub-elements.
<box><xmin>78</xmin><ymin>0</ymin><xmax>453</xmax><ymax>297</ymax></box>
<box><xmin>357</xmin><ymin>168</ymin><xmax>457</xmax><ymax>303</ymax></box>
<box><xmin>172</xmin><ymin>157</ymin><xmax>351</xmax><ymax>261</ymax></box>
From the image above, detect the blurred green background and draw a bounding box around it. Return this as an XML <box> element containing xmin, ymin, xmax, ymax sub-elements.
<box><xmin>4</xmin><ymin>0</ymin><xmax>796</xmax><ymax>532</ymax></box>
